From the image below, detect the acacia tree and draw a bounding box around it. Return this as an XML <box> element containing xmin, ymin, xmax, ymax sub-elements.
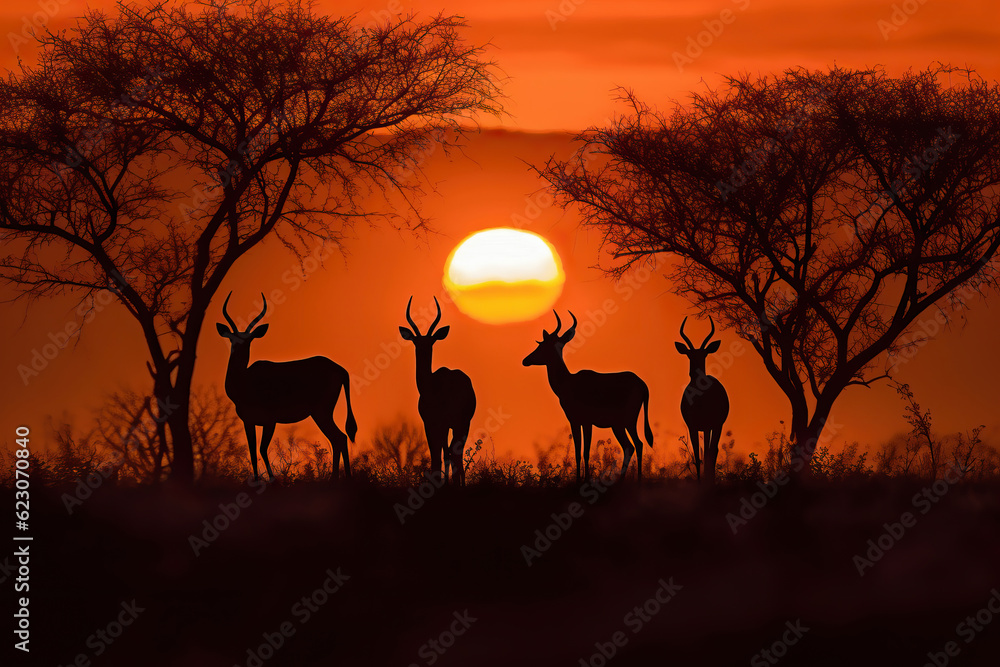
<box><xmin>0</xmin><ymin>0</ymin><xmax>501</xmax><ymax>480</ymax></box>
<box><xmin>536</xmin><ymin>66</ymin><xmax>1000</xmax><ymax>475</ymax></box>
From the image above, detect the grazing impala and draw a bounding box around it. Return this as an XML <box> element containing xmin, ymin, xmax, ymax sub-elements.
<box><xmin>400</xmin><ymin>297</ymin><xmax>476</xmax><ymax>485</ymax></box>
<box><xmin>217</xmin><ymin>293</ymin><xmax>356</xmax><ymax>481</ymax></box>
<box><xmin>675</xmin><ymin>316</ymin><xmax>730</xmax><ymax>484</ymax></box>
<box><xmin>523</xmin><ymin>311</ymin><xmax>653</xmax><ymax>482</ymax></box>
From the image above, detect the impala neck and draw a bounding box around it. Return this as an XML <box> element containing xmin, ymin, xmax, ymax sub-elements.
<box><xmin>688</xmin><ymin>359</ymin><xmax>707</xmax><ymax>380</ymax></box>
<box><xmin>225</xmin><ymin>343</ymin><xmax>253</xmax><ymax>396</ymax></box>
<box><xmin>414</xmin><ymin>345</ymin><xmax>435</xmax><ymax>394</ymax></box>
<box><xmin>545</xmin><ymin>354</ymin><xmax>572</xmax><ymax>394</ymax></box>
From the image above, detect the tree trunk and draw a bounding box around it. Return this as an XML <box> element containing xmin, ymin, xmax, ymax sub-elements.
<box><xmin>163</xmin><ymin>345</ymin><xmax>199</xmax><ymax>483</ymax></box>
<box><xmin>789</xmin><ymin>394</ymin><xmax>839</xmax><ymax>481</ymax></box>
<box><xmin>157</xmin><ymin>377</ymin><xmax>194</xmax><ymax>482</ymax></box>
<box><xmin>787</xmin><ymin>395</ymin><xmax>811</xmax><ymax>478</ymax></box>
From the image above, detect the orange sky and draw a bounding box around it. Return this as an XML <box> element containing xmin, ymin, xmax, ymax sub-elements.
<box><xmin>2</xmin><ymin>0</ymin><xmax>1000</xmax><ymax>466</ymax></box>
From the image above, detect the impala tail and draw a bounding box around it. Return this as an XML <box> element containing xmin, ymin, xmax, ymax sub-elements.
<box><xmin>343</xmin><ymin>375</ymin><xmax>357</xmax><ymax>442</ymax></box>
<box><xmin>643</xmin><ymin>383</ymin><xmax>654</xmax><ymax>449</ymax></box>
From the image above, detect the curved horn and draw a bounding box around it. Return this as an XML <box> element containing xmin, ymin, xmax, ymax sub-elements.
<box><xmin>222</xmin><ymin>292</ymin><xmax>238</xmax><ymax>332</ymax></box>
<box><xmin>405</xmin><ymin>296</ymin><xmax>421</xmax><ymax>335</ymax></box>
<box><xmin>679</xmin><ymin>316</ymin><xmax>696</xmax><ymax>349</ymax></box>
<box><xmin>550</xmin><ymin>309</ymin><xmax>562</xmax><ymax>336</ymax></box>
<box><xmin>246</xmin><ymin>293</ymin><xmax>267</xmax><ymax>332</ymax></box>
<box><xmin>560</xmin><ymin>311</ymin><xmax>578</xmax><ymax>342</ymax></box>
<box><xmin>427</xmin><ymin>297</ymin><xmax>442</xmax><ymax>335</ymax></box>
<box><xmin>700</xmin><ymin>315</ymin><xmax>716</xmax><ymax>349</ymax></box>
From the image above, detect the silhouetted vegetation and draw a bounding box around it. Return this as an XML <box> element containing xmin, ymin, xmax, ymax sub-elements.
<box><xmin>7</xmin><ymin>396</ymin><xmax>998</xmax><ymax>488</ymax></box>
<box><xmin>536</xmin><ymin>65</ymin><xmax>1000</xmax><ymax>477</ymax></box>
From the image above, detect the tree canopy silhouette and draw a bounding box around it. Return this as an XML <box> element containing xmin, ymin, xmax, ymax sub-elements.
<box><xmin>0</xmin><ymin>0</ymin><xmax>502</xmax><ymax>480</ymax></box>
<box><xmin>536</xmin><ymin>66</ymin><xmax>1000</xmax><ymax>474</ymax></box>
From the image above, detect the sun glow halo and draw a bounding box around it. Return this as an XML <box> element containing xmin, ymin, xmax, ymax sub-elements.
<box><xmin>443</xmin><ymin>228</ymin><xmax>565</xmax><ymax>324</ymax></box>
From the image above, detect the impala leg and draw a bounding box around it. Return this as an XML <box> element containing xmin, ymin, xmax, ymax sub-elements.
<box><xmin>626</xmin><ymin>422</ymin><xmax>643</xmax><ymax>482</ymax></box>
<box><xmin>340</xmin><ymin>438</ymin><xmax>352</xmax><ymax>480</ymax></box>
<box><xmin>570</xmin><ymin>423</ymin><xmax>582</xmax><ymax>483</ymax></box>
<box><xmin>244</xmin><ymin>422</ymin><xmax>259</xmax><ymax>481</ymax></box>
<box><xmin>259</xmin><ymin>423</ymin><xmax>276</xmax><ymax>481</ymax></box>
<box><xmin>314</xmin><ymin>414</ymin><xmax>349</xmax><ymax>482</ymax></box>
<box><xmin>450</xmin><ymin>425</ymin><xmax>469</xmax><ymax>487</ymax></box>
<box><xmin>705</xmin><ymin>428</ymin><xmax>721</xmax><ymax>485</ymax></box>
<box><xmin>613</xmin><ymin>425</ymin><xmax>635</xmax><ymax>481</ymax></box>
<box><xmin>582</xmin><ymin>424</ymin><xmax>593</xmax><ymax>482</ymax></box>
<box><xmin>443</xmin><ymin>428</ymin><xmax>452</xmax><ymax>485</ymax></box>
<box><xmin>424</xmin><ymin>424</ymin><xmax>447</xmax><ymax>485</ymax></box>
<box><xmin>687</xmin><ymin>426</ymin><xmax>701</xmax><ymax>481</ymax></box>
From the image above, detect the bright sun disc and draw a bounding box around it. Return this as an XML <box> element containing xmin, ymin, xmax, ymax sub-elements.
<box><xmin>443</xmin><ymin>228</ymin><xmax>565</xmax><ymax>324</ymax></box>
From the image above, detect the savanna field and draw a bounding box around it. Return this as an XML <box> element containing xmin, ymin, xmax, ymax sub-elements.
<box><xmin>3</xmin><ymin>1</ymin><xmax>1000</xmax><ymax>666</ymax></box>
<box><xmin>6</xmin><ymin>430</ymin><xmax>1000</xmax><ymax>667</ymax></box>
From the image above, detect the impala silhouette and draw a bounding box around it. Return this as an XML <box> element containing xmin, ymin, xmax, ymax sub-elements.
<box><xmin>523</xmin><ymin>310</ymin><xmax>653</xmax><ymax>482</ymax></box>
<box><xmin>217</xmin><ymin>293</ymin><xmax>356</xmax><ymax>481</ymax></box>
<box><xmin>400</xmin><ymin>297</ymin><xmax>476</xmax><ymax>485</ymax></box>
<box><xmin>676</xmin><ymin>316</ymin><xmax>729</xmax><ymax>483</ymax></box>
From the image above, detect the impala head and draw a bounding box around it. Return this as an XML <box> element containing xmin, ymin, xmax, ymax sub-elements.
<box><xmin>399</xmin><ymin>296</ymin><xmax>450</xmax><ymax>349</ymax></box>
<box><xmin>522</xmin><ymin>310</ymin><xmax>577</xmax><ymax>366</ymax></box>
<box><xmin>675</xmin><ymin>315</ymin><xmax>721</xmax><ymax>377</ymax></box>
<box><xmin>216</xmin><ymin>292</ymin><xmax>269</xmax><ymax>352</ymax></box>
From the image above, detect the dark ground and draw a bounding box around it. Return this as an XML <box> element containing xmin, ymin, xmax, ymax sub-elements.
<box><xmin>5</xmin><ymin>477</ymin><xmax>1000</xmax><ymax>667</ymax></box>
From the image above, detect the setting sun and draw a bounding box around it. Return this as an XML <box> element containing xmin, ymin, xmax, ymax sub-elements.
<box><xmin>443</xmin><ymin>228</ymin><xmax>565</xmax><ymax>324</ymax></box>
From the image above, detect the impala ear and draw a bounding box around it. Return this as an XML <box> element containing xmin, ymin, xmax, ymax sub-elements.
<box><xmin>399</xmin><ymin>326</ymin><xmax>415</xmax><ymax>341</ymax></box>
<box><xmin>432</xmin><ymin>325</ymin><xmax>450</xmax><ymax>341</ymax></box>
<box><xmin>250</xmin><ymin>323</ymin><xmax>269</xmax><ymax>339</ymax></box>
<box><xmin>705</xmin><ymin>340</ymin><xmax>721</xmax><ymax>353</ymax></box>
<box><xmin>674</xmin><ymin>342</ymin><xmax>688</xmax><ymax>354</ymax></box>
<box><xmin>216</xmin><ymin>322</ymin><xmax>231</xmax><ymax>337</ymax></box>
